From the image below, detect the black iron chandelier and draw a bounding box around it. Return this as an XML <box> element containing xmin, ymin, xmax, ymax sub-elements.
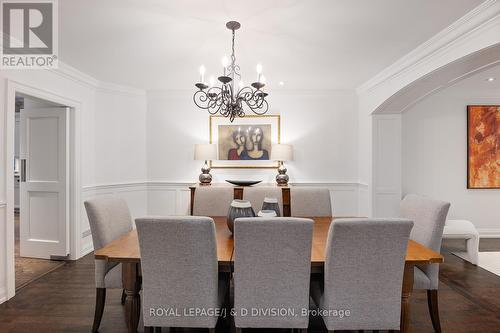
<box><xmin>193</xmin><ymin>21</ymin><xmax>269</xmax><ymax>122</ymax></box>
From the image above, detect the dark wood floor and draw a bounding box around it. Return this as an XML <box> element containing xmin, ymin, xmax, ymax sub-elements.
<box><xmin>1</xmin><ymin>239</ymin><xmax>500</xmax><ymax>333</ymax></box>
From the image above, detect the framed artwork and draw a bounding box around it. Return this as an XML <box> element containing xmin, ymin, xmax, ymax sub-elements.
<box><xmin>209</xmin><ymin>115</ymin><xmax>280</xmax><ymax>168</ymax></box>
<box><xmin>467</xmin><ymin>105</ymin><xmax>499</xmax><ymax>189</ymax></box>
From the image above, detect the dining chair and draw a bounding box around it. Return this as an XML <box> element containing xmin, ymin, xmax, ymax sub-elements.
<box><xmin>136</xmin><ymin>216</ymin><xmax>228</xmax><ymax>333</ymax></box>
<box><xmin>310</xmin><ymin>218</ymin><xmax>413</xmax><ymax>332</ymax></box>
<box><xmin>233</xmin><ymin>217</ymin><xmax>313</xmax><ymax>332</ymax></box>
<box><xmin>84</xmin><ymin>196</ymin><xmax>134</xmax><ymax>333</ymax></box>
<box><xmin>290</xmin><ymin>187</ymin><xmax>332</xmax><ymax>217</ymax></box>
<box><xmin>193</xmin><ymin>186</ymin><xmax>233</xmax><ymax>216</ymax></box>
<box><xmin>400</xmin><ymin>194</ymin><xmax>451</xmax><ymax>333</ymax></box>
<box><xmin>242</xmin><ymin>186</ymin><xmax>283</xmax><ymax>215</ymax></box>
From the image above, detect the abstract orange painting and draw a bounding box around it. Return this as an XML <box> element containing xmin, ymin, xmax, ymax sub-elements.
<box><xmin>467</xmin><ymin>106</ymin><xmax>500</xmax><ymax>189</ymax></box>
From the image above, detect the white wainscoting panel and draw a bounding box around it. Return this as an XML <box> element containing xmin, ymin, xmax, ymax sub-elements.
<box><xmin>147</xmin><ymin>182</ymin><xmax>193</xmax><ymax>216</ymax></box>
<box><xmin>372</xmin><ymin>115</ymin><xmax>402</xmax><ymax>218</ymax></box>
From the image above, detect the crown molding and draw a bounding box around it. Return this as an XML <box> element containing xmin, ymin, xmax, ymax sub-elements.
<box><xmin>356</xmin><ymin>0</ymin><xmax>500</xmax><ymax>95</ymax></box>
<box><xmin>48</xmin><ymin>61</ymin><xmax>146</xmax><ymax>96</ymax></box>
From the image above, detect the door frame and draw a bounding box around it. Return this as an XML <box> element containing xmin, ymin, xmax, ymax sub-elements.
<box><xmin>5</xmin><ymin>79</ymin><xmax>82</xmax><ymax>300</ymax></box>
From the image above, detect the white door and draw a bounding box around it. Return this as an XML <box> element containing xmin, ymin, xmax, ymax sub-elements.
<box><xmin>20</xmin><ymin>107</ymin><xmax>69</xmax><ymax>259</ymax></box>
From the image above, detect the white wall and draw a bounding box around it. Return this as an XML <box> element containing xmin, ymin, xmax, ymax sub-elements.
<box><xmin>146</xmin><ymin>89</ymin><xmax>363</xmax><ymax>217</ymax></box>
<box><xmin>402</xmin><ymin>76</ymin><xmax>500</xmax><ymax>235</ymax></box>
<box><xmin>0</xmin><ymin>65</ymin><xmax>148</xmax><ymax>302</ymax></box>
<box><xmin>147</xmin><ymin>90</ymin><xmax>359</xmax><ymax>182</ymax></box>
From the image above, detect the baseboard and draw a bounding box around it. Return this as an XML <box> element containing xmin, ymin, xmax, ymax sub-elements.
<box><xmin>477</xmin><ymin>228</ymin><xmax>500</xmax><ymax>238</ymax></box>
<box><xmin>0</xmin><ymin>287</ymin><xmax>7</xmax><ymax>304</ymax></box>
<box><xmin>80</xmin><ymin>239</ymin><xmax>94</xmax><ymax>257</ymax></box>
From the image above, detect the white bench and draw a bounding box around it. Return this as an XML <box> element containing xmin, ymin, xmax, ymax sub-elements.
<box><xmin>443</xmin><ymin>219</ymin><xmax>479</xmax><ymax>265</ymax></box>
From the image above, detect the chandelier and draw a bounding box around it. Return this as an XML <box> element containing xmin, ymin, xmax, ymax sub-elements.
<box><xmin>193</xmin><ymin>21</ymin><xmax>269</xmax><ymax>122</ymax></box>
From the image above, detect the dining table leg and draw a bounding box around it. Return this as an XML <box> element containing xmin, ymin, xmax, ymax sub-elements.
<box><xmin>400</xmin><ymin>262</ymin><xmax>414</xmax><ymax>333</ymax></box>
<box><xmin>122</xmin><ymin>262</ymin><xmax>141</xmax><ymax>333</ymax></box>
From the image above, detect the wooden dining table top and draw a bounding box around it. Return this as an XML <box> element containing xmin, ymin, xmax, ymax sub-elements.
<box><xmin>94</xmin><ymin>216</ymin><xmax>444</xmax><ymax>265</ymax></box>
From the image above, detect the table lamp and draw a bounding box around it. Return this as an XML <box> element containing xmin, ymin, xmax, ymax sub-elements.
<box><xmin>194</xmin><ymin>144</ymin><xmax>217</xmax><ymax>185</ymax></box>
<box><xmin>271</xmin><ymin>144</ymin><xmax>293</xmax><ymax>186</ymax></box>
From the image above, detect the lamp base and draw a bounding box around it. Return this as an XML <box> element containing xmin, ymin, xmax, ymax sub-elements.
<box><xmin>275</xmin><ymin>161</ymin><xmax>289</xmax><ymax>186</ymax></box>
<box><xmin>199</xmin><ymin>160</ymin><xmax>213</xmax><ymax>185</ymax></box>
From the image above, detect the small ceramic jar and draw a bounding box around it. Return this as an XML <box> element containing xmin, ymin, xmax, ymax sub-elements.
<box><xmin>227</xmin><ymin>199</ymin><xmax>255</xmax><ymax>233</ymax></box>
<box><xmin>261</xmin><ymin>197</ymin><xmax>280</xmax><ymax>217</ymax></box>
<box><xmin>257</xmin><ymin>210</ymin><xmax>278</xmax><ymax>218</ymax></box>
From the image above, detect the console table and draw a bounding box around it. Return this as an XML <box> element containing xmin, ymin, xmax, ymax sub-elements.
<box><xmin>189</xmin><ymin>184</ymin><xmax>291</xmax><ymax>216</ymax></box>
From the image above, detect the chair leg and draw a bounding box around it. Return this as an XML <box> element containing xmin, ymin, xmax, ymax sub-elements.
<box><xmin>208</xmin><ymin>328</ymin><xmax>216</xmax><ymax>333</ymax></box>
<box><xmin>144</xmin><ymin>327</ymin><xmax>153</xmax><ymax>333</ymax></box>
<box><xmin>300</xmin><ymin>329</ymin><xmax>308</xmax><ymax>333</ymax></box>
<box><xmin>235</xmin><ymin>328</ymin><xmax>242</xmax><ymax>333</ymax></box>
<box><xmin>154</xmin><ymin>328</ymin><xmax>161</xmax><ymax>333</ymax></box>
<box><xmin>121</xmin><ymin>289</ymin><xmax>126</xmax><ymax>305</ymax></box>
<box><xmin>427</xmin><ymin>289</ymin><xmax>442</xmax><ymax>333</ymax></box>
<box><xmin>92</xmin><ymin>288</ymin><xmax>106</xmax><ymax>333</ymax></box>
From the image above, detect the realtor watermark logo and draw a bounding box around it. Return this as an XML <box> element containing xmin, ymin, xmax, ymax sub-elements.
<box><xmin>1</xmin><ymin>0</ymin><xmax>58</xmax><ymax>69</ymax></box>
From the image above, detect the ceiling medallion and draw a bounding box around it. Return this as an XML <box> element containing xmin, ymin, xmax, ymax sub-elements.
<box><xmin>193</xmin><ymin>21</ymin><xmax>269</xmax><ymax>122</ymax></box>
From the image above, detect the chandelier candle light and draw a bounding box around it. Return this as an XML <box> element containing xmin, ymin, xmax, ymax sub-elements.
<box><xmin>193</xmin><ymin>21</ymin><xmax>269</xmax><ymax>122</ymax></box>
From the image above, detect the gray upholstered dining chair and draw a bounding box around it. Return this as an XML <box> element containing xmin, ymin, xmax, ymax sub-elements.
<box><xmin>242</xmin><ymin>186</ymin><xmax>283</xmax><ymax>215</ymax></box>
<box><xmin>233</xmin><ymin>217</ymin><xmax>313</xmax><ymax>333</ymax></box>
<box><xmin>193</xmin><ymin>186</ymin><xmax>233</xmax><ymax>216</ymax></box>
<box><xmin>291</xmin><ymin>187</ymin><xmax>332</xmax><ymax>217</ymax></box>
<box><xmin>310</xmin><ymin>218</ymin><xmax>414</xmax><ymax>332</ymax></box>
<box><xmin>84</xmin><ymin>196</ymin><xmax>134</xmax><ymax>333</ymax></box>
<box><xmin>136</xmin><ymin>216</ymin><xmax>228</xmax><ymax>333</ymax></box>
<box><xmin>400</xmin><ymin>194</ymin><xmax>451</xmax><ymax>333</ymax></box>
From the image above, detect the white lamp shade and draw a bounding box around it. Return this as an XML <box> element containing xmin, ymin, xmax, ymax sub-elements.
<box><xmin>194</xmin><ymin>144</ymin><xmax>217</xmax><ymax>161</ymax></box>
<box><xmin>271</xmin><ymin>144</ymin><xmax>293</xmax><ymax>161</ymax></box>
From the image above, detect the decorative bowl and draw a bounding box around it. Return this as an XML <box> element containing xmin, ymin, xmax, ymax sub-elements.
<box><xmin>225</xmin><ymin>180</ymin><xmax>262</xmax><ymax>187</ymax></box>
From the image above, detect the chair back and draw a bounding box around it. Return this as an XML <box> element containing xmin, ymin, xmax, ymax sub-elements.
<box><xmin>193</xmin><ymin>186</ymin><xmax>233</xmax><ymax>216</ymax></box>
<box><xmin>136</xmin><ymin>216</ymin><xmax>219</xmax><ymax>328</ymax></box>
<box><xmin>84</xmin><ymin>196</ymin><xmax>133</xmax><ymax>250</ymax></box>
<box><xmin>321</xmin><ymin>218</ymin><xmax>413</xmax><ymax>331</ymax></box>
<box><xmin>242</xmin><ymin>186</ymin><xmax>283</xmax><ymax>215</ymax></box>
<box><xmin>400</xmin><ymin>194</ymin><xmax>450</xmax><ymax>252</ymax></box>
<box><xmin>400</xmin><ymin>194</ymin><xmax>450</xmax><ymax>289</ymax></box>
<box><xmin>234</xmin><ymin>217</ymin><xmax>313</xmax><ymax>329</ymax></box>
<box><xmin>291</xmin><ymin>187</ymin><xmax>332</xmax><ymax>217</ymax></box>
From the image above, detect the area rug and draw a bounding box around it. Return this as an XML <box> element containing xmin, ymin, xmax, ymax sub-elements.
<box><xmin>455</xmin><ymin>251</ymin><xmax>500</xmax><ymax>276</ymax></box>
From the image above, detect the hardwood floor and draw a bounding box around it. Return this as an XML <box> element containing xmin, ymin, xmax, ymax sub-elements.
<box><xmin>1</xmin><ymin>240</ymin><xmax>500</xmax><ymax>333</ymax></box>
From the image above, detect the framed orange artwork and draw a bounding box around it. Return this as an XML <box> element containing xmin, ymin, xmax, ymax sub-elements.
<box><xmin>467</xmin><ymin>105</ymin><xmax>500</xmax><ymax>189</ymax></box>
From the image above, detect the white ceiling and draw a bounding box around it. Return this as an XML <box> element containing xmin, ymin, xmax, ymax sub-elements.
<box><xmin>448</xmin><ymin>63</ymin><xmax>500</xmax><ymax>93</ymax></box>
<box><xmin>59</xmin><ymin>0</ymin><xmax>485</xmax><ymax>90</ymax></box>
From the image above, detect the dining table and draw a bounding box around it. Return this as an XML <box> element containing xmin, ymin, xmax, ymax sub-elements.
<box><xmin>94</xmin><ymin>216</ymin><xmax>444</xmax><ymax>333</ymax></box>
